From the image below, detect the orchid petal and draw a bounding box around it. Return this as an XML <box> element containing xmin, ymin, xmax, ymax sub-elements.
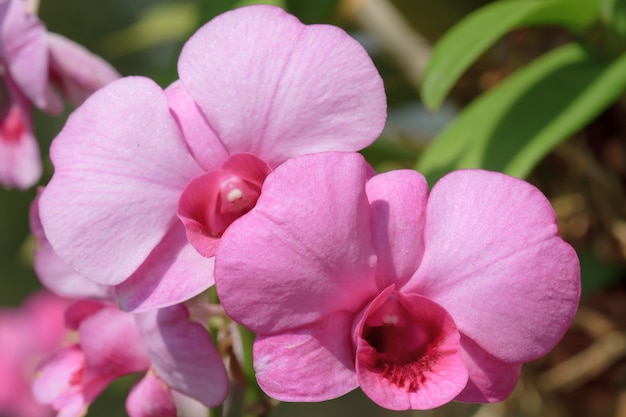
<box><xmin>216</xmin><ymin>152</ymin><xmax>378</xmax><ymax>334</ymax></box>
<box><xmin>64</xmin><ymin>299</ymin><xmax>109</xmax><ymax>331</ymax></box>
<box><xmin>32</xmin><ymin>346</ymin><xmax>83</xmax><ymax>404</ymax></box>
<box><xmin>136</xmin><ymin>304</ymin><xmax>228</xmax><ymax>407</ymax></box>
<box><xmin>1</xmin><ymin>0</ymin><xmax>49</xmax><ymax>109</ymax></box>
<box><xmin>366</xmin><ymin>170</ymin><xmax>428</xmax><ymax>289</ymax></box>
<box><xmin>165</xmin><ymin>81</ymin><xmax>228</xmax><ymax>171</ymax></box>
<box><xmin>454</xmin><ymin>335</ymin><xmax>521</xmax><ymax>403</ymax></box>
<box><xmin>46</xmin><ymin>33</ymin><xmax>120</xmax><ymax>107</ymax></box>
<box><xmin>254</xmin><ymin>310</ymin><xmax>358</xmax><ymax>402</ymax></box>
<box><xmin>177</xmin><ymin>170</ymin><xmax>231</xmax><ymax>257</ymax></box>
<box><xmin>126</xmin><ymin>372</ymin><xmax>177</xmax><ymax>417</ymax></box>
<box><xmin>0</xmin><ymin>101</ymin><xmax>41</xmax><ymax>189</ymax></box>
<box><xmin>79</xmin><ymin>306</ymin><xmax>151</xmax><ymax>377</ymax></box>
<box><xmin>407</xmin><ymin>170</ymin><xmax>580</xmax><ymax>362</ymax></box>
<box><xmin>115</xmin><ymin>224</ymin><xmax>215</xmax><ymax>312</ymax></box>
<box><xmin>30</xmin><ymin>190</ymin><xmax>113</xmax><ymax>299</ymax></box>
<box><xmin>40</xmin><ymin>77</ymin><xmax>204</xmax><ymax>286</ymax></box>
<box><xmin>32</xmin><ymin>345</ymin><xmax>89</xmax><ymax>415</ymax></box>
<box><xmin>221</xmin><ymin>153</ymin><xmax>272</xmax><ymax>186</ymax></box>
<box><xmin>178</xmin><ymin>5</ymin><xmax>386</xmax><ymax>167</ymax></box>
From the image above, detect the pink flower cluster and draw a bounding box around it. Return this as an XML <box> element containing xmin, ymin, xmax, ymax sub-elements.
<box><xmin>26</xmin><ymin>3</ymin><xmax>580</xmax><ymax>416</ymax></box>
<box><xmin>32</xmin><ymin>300</ymin><xmax>227</xmax><ymax>417</ymax></box>
<box><xmin>0</xmin><ymin>0</ymin><xmax>119</xmax><ymax>189</ymax></box>
<box><xmin>0</xmin><ymin>290</ymin><xmax>69</xmax><ymax>417</ymax></box>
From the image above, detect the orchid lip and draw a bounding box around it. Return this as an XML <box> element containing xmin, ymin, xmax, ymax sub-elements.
<box><xmin>178</xmin><ymin>153</ymin><xmax>272</xmax><ymax>257</ymax></box>
<box><xmin>355</xmin><ymin>289</ymin><xmax>466</xmax><ymax>406</ymax></box>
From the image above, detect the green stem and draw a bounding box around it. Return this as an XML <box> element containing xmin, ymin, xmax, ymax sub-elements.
<box><xmin>238</xmin><ymin>325</ymin><xmax>273</xmax><ymax>417</ymax></box>
<box><xmin>209</xmin><ymin>403</ymin><xmax>224</xmax><ymax>417</ymax></box>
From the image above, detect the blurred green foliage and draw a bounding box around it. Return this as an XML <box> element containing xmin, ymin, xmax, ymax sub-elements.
<box><xmin>418</xmin><ymin>0</ymin><xmax>626</xmax><ymax>183</ymax></box>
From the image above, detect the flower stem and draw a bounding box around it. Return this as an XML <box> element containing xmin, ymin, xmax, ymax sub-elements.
<box><xmin>209</xmin><ymin>403</ymin><xmax>224</xmax><ymax>417</ymax></box>
<box><xmin>238</xmin><ymin>325</ymin><xmax>273</xmax><ymax>417</ymax></box>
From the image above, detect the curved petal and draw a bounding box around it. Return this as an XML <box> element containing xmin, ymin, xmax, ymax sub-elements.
<box><xmin>178</xmin><ymin>5</ymin><xmax>386</xmax><ymax>167</ymax></box>
<box><xmin>64</xmin><ymin>299</ymin><xmax>109</xmax><ymax>330</ymax></box>
<box><xmin>46</xmin><ymin>33</ymin><xmax>120</xmax><ymax>107</ymax></box>
<box><xmin>115</xmin><ymin>224</ymin><xmax>215</xmax><ymax>312</ymax></box>
<box><xmin>32</xmin><ymin>345</ymin><xmax>89</xmax><ymax>412</ymax></box>
<box><xmin>1</xmin><ymin>0</ymin><xmax>49</xmax><ymax>110</ymax></box>
<box><xmin>215</xmin><ymin>152</ymin><xmax>379</xmax><ymax>334</ymax></box>
<box><xmin>79</xmin><ymin>306</ymin><xmax>151</xmax><ymax>377</ymax></box>
<box><xmin>254</xmin><ymin>310</ymin><xmax>358</xmax><ymax>401</ymax></box>
<box><xmin>366</xmin><ymin>170</ymin><xmax>428</xmax><ymax>289</ymax></box>
<box><xmin>126</xmin><ymin>371</ymin><xmax>177</xmax><ymax>417</ymax></box>
<box><xmin>0</xmin><ymin>101</ymin><xmax>41</xmax><ymax>189</ymax></box>
<box><xmin>135</xmin><ymin>304</ymin><xmax>229</xmax><ymax>408</ymax></box>
<box><xmin>177</xmin><ymin>170</ymin><xmax>233</xmax><ymax>257</ymax></box>
<box><xmin>406</xmin><ymin>170</ymin><xmax>581</xmax><ymax>363</ymax></box>
<box><xmin>355</xmin><ymin>291</ymin><xmax>467</xmax><ymax>410</ymax></box>
<box><xmin>164</xmin><ymin>81</ymin><xmax>228</xmax><ymax>171</ymax></box>
<box><xmin>30</xmin><ymin>190</ymin><xmax>114</xmax><ymax>300</ymax></box>
<box><xmin>172</xmin><ymin>393</ymin><xmax>207</xmax><ymax>417</ymax></box>
<box><xmin>454</xmin><ymin>335</ymin><xmax>521</xmax><ymax>403</ymax></box>
<box><xmin>40</xmin><ymin>76</ymin><xmax>204</xmax><ymax>286</ymax></box>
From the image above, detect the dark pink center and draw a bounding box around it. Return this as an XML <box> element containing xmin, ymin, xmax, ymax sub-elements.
<box><xmin>178</xmin><ymin>153</ymin><xmax>272</xmax><ymax>257</ymax></box>
<box><xmin>362</xmin><ymin>294</ymin><xmax>441</xmax><ymax>391</ymax></box>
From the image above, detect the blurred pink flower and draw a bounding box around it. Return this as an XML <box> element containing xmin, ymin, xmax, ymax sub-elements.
<box><xmin>33</xmin><ymin>300</ymin><xmax>228</xmax><ymax>417</ymax></box>
<box><xmin>0</xmin><ymin>98</ymin><xmax>40</xmax><ymax>189</ymax></box>
<box><xmin>0</xmin><ymin>0</ymin><xmax>119</xmax><ymax>189</ymax></box>
<box><xmin>31</xmin><ymin>191</ymin><xmax>227</xmax><ymax>416</ymax></box>
<box><xmin>39</xmin><ymin>5</ymin><xmax>386</xmax><ymax>312</ymax></box>
<box><xmin>0</xmin><ymin>290</ymin><xmax>70</xmax><ymax>417</ymax></box>
<box><xmin>215</xmin><ymin>152</ymin><xmax>581</xmax><ymax>410</ymax></box>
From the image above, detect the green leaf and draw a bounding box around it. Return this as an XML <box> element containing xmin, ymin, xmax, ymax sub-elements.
<box><xmin>198</xmin><ymin>0</ymin><xmax>239</xmax><ymax>23</ymax></box>
<box><xmin>101</xmin><ymin>2</ymin><xmax>200</xmax><ymax>57</ymax></box>
<box><xmin>421</xmin><ymin>0</ymin><xmax>600</xmax><ymax>111</ymax></box>
<box><xmin>235</xmin><ymin>0</ymin><xmax>286</xmax><ymax>8</ymax></box>
<box><xmin>600</xmin><ymin>0</ymin><xmax>626</xmax><ymax>37</ymax></box>
<box><xmin>286</xmin><ymin>0</ymin><xmax>340</xmax><ymax>24</ymax></box>
<box><xmin>417</xmin><ymin>43</ymin><xmax>626</xmax><ymax>183</ymax></box>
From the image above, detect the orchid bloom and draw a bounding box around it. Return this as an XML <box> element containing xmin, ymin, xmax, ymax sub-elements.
<box><xmin>0</xmin><ymin>290</ymin><xmax>70</xmax><ymax>417</ymax></box>
<box><xmin>214</xmin><ymin>152</ymin><xmax>581</xmax><ymax>410</ymax></box>
<box><xmin>0</xmin><ymin>0</ymin><xmax>119</xmax><ymax>189</ymax></box>
<box><xmin>38</xmin><ymin>5</ymin><xmax>386</xmax><ymax>312</ymax></box>
<box><xmin>33</xmin><ymin>300</ymin><xmax>228</xmax><ymax>417</ymax></box>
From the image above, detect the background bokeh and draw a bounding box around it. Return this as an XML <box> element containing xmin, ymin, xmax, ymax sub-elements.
<box><xmin>2</xmin><ymin>0</ymin><xmax>626</xmax><ymax>416</ymax></box>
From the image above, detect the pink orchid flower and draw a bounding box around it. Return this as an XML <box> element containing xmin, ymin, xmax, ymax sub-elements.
<box><xmin>0</xmin><ymin>290</ymin><xmax>70</xmax><ymax>417</ymax></box>
<box><xmin>33</xmin><ymin>299</ymin><xmax>228</xmax><ymax>417</ymax></box>
<box><xmin>38</xmin><ymin>5</ymin><xmax>386</xmax><ymax>312</ymax></box>
<box><xmin>0</xmin><ymin>0</ymin><xmax>119</xmax><ymax>189</ymax></box>
<box><xmin>214</xmin><ymin>152</ymin><xmax>581</xmax><ymax>410</ymax></box>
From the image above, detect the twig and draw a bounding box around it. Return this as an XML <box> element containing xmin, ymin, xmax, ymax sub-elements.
<box><xmin>340</xmin><ymin>0</ymin><xmax>431</xmax><ymax>89</ymax></box>
<box><xmin>537</xmin><ymin>330</ymin><xmax>626</xmax><ymax>392</ymax></box>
